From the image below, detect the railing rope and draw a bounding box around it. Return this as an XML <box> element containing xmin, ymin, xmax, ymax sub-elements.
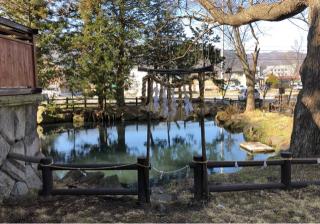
<box><xmin>36</xmin><ymin>156</ymin><xmax>150</xmax><ymax>204</ymax></box>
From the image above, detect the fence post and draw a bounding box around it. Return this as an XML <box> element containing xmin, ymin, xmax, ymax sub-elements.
<box><xmin>66</xmin><ymin>97</ymin><xmax>69</xmax><ymax>109</ymax></box>
<box><xmin>84</xmin><ymin>97</ymin><xmax>87</xmax><ymax>109</ymax></box>
<box><xmin>39</xmin><ymin>158</ymin><xmax>53</xmax><ymax>196</ymax></box>
<box><xmin>193</xmin><ymin>155</ymin><xmax>208</xmax><ymax>200</ymax></box>
<box><xmin>281</xmin><ymin>151</ymin><xmax>292</xmax><ymax>190</ymax></box>
<box><xmin>269</xmin><ymin>103</ymin><xmax>272</xmax><ymax>112</ymax></box>
<box><xmin>137</xmin><ymin>157</ymin><xmax>150</xmax><ymax>204</ymax></box>
<box><xmin>136</xmin><ymin>97</ymin><xmax>138</xmax><ymax>106</ymax></box>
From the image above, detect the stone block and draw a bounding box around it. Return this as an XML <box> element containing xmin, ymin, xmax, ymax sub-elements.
<box><xmin>25</xmin><ymin>105</ymin><xmax>37</xmax><ymax>144</ymax></box>
<box><xmin>14</xmin><ymin>106</ymin><xmax>26</xmax><ymax>141</ymax></box>
<box><xmin>0</xmin><ymin>134</ymin><xmax>10</xmax><ymax>166</ymax></box>
<box><xmin>25</xmin><ymin>137</ymin><xmax>40</xmax><ymax>157</ymax></box>
<box><xmin>0</xmin><ymin>107</ymin><xmax>15</xmax><ymax>143</ymax></box>
<box><xmin>10</xmin><ymin>181</ymin><xmax>28</xmax><ymax>197</ymax></box>
<box><xmin>0</xmin><ymin>171</ymin><xmax>15</xmax><ymax>202</ymax></box>
<box><xmin>25</xmin><ymin>165</ymin><xmax>42</xmax><ymax>190</ymax></box>
<box><xmin>10</xmin><ymin>140</ymin><xmax>26</xmax><ymax>166</ymax></box>
<box><xmin>2</xmin><ymin>160</ymin><xmax>26</xmax><ymax>181</ymax></box>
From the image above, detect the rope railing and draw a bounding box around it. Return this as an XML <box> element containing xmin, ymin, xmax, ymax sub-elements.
<box><xmin>7</xmin><ymin>151</ymin><xmax>320</xmax><ymax>202</ymax></box>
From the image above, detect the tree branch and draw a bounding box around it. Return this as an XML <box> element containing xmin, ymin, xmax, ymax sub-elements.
<box><xmin>197</xmin><ymin>0</ymin><xmax>308</xmax><ymax>26</ymax></box>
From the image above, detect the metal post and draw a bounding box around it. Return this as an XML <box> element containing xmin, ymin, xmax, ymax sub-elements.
<box><xmin>137</xmin><ymin>157</ymin><xmax>150</xmax><ymax>204</ymax></box>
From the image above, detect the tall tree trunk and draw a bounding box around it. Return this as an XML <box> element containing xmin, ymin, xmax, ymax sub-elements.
<box><xmin>116</xmin><ymin>0</ymin><xmax>126</xmax><ymax>107</ymax></box>
<box><xmin>290</xmin><ymin>2</ymin><xmax>320</xmax><ymax>157</ymax></box>
<box><xmin>245</xmin><ymin>71</ymin><xmax>255</xmax><ymax>112</ymax></box>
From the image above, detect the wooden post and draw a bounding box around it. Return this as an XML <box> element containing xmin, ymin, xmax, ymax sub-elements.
<box><xmin>137</xmin><ymin>157</ymin><xmax>150</xmax><ymax>204</ymax></box>
<box><xmin>84</xmin><ymin>96</ymin><xmax>87</xmax><ymax>109</ymax></box>
<box><xmin>39</xmin><ymin>158</ymin><xmax>53</xmax><ymax>197</ymax></box>
<box><xmin>193</xmin><ymin>155</ymin><xmax>208</xmax><ymax>200</ymax></box>
<box><xmin>66</xmin><ymin>97</ymin><xmax>69</xmax><ymax>109</ymax></box>
<box><xmin>142</xmin><ymin>78</ymin><xmax>147</xmax><ymax>105</ymax></box>
<box><xmin>281</xmin><ymin>152</ymin><xmax>292</xmax><ymax>189</ymax></box>
<box><xmin>189</xmin><ymin>81</ymin><xmax>193</xmax><ymax>99</ymax></box>
<box><xmin>136</xmin><ymin>97</ymin><xmax>138</xmax><ymax>106</ymax></box>
<box><xmin>269</xmin><ymin>103</ymin><xmax>272</xmax><ymax>112</ymax></box>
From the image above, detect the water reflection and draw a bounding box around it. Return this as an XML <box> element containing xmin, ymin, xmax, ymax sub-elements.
<box><xmin>40</xmin><ymin>120</ymin><xmax>271</xmax><ymax>183</ymax></box>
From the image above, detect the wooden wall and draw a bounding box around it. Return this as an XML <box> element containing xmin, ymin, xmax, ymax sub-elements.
<box><xmin>0</xmin><ymin>37</ymin><xmax>35</xmax><ymax>88</ymax></box>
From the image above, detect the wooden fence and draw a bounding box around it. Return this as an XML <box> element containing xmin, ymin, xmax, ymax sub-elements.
<box><xmin>7</xmin><ymin>153</ymin><xmax>150</xmax><ymax>204</ymax></box>
<box><xmin>44</xmin><ymin>97</ymin><xmax>142</xmax><ymax>110</ymax></box>
<box><xmin>8</xmin><ymin>151</ymin><xmax>320</xmax><ymax>203</ymax></box>
<box><xmin>190</xmin><ymin>152</ymin><xmax>320</xmax><ymax>200</ymax></box>
<box><xmin>0</xmin><ymin>17</ymin><xmax>38</xmax><ymax>95</ymax></box>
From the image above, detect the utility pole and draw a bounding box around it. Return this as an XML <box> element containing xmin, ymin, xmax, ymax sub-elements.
<box><xmin>220</xmin><ymin>0</ymin><xmax>225</xmax><ymax>80</ymax></box>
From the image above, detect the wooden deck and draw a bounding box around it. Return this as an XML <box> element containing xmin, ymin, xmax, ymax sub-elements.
<box><xmin>240</xmin><ymin>142</ymin><xmax>275</xmax><ymax>153</ymax></box>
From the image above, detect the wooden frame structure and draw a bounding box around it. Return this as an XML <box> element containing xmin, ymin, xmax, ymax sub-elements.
<box><xmin>0</xmin><ymin>17</ymin><xmax>40</xmax><ymax>96</ymax></box>
<box><xmin>138</xmin><ymin>65</ymin><xmax>218</xmax><ymax>172</ymax></box>
<box><xmin>138</xmin><ymin>65</ymin><xmax>216</xmax><ymax>106</ymax></box>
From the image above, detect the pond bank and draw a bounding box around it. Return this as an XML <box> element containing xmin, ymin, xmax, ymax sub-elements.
<box><xmin>37</xmin><ymin>101</ymin><xmax>229</xmax><ymax>125</ymax></box>
<box><xmin>215</xmin><ymin>109</ymin><xmax>293</xmax><ymax>150</ymax></box>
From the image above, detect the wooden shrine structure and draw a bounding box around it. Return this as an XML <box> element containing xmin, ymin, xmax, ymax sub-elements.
<box><xmin>0</xmin><ymin>17</ymin><xmax>40</xmax><ymax>95</ymax></box>
<box><xmin>138</xmin><ymin>65</ymin><xmax>218</xmax><ymax>107</ymax></box>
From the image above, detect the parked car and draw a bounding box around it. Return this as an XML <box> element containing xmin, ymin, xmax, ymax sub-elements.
<box><xmin>237</xmin><ymin>85</ymin><xmax>246</xmax><ymax>91</ymax></box>
<box><xmin>228</xmin><ymin>84</ymin><xmax>237</xmax><ymax>91</ymax></box>
<box><xmin>238</xmin><ymin>89</ymin><xmax>260</xmax><ymax>101</ymax></box>
<box><xmin>293</xmin><ymin>84</ymin><xmax>303</xmax><ymax>90</ymax></box>
<box><xmin>42</xmin><ymin>87</ymin><xmax>60</xmax><ymax>98</ymax></box>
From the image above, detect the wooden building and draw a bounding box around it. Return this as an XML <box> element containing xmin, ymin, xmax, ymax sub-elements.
<box><xmin>0</xmin><ymin>17</ymin><xmax>40</xmax><ymax>95</ymax></box>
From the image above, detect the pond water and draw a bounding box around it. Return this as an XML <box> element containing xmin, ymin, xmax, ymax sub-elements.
<box><xmin>40</xmin><ymin>120</ymin><xmax>273</xmax><ymax>184</ymax></box>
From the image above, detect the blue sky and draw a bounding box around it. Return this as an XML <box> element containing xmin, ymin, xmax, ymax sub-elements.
<box><xmin>183</xmin><ymin>1</ymin><xmax>309</xmax><ymax>53</ymax></box>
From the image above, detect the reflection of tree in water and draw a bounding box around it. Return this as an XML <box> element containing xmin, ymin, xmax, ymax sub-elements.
<box><xmin>44</xmin><ymin>124</ymin><xmax>138</xmax><ymax>164</ymax></box>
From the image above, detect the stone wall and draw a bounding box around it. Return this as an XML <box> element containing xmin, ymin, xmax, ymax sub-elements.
<box><xmin>0</xmin><ymin>94</ymin><xmax>45</xmax><ymax>202</ymax></box>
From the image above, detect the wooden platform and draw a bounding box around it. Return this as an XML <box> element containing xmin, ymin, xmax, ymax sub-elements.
<box><xmin>240</xmin><ymin>142</ymin><xmax>275</xmax><ymax>153</ymax></box>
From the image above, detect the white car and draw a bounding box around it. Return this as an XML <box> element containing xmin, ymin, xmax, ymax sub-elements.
<box><xmin>293</xmin><ymin>84</ymin><xmax>303</xmax><ymax>90</ymax></box>
<box><xmin>237</xmin><ymin>85</ymin><xmax>246</xmax><ymax>91</ymax></box>
<box><xmin>42</xmin><ymin>87</ymin><xmax>60</xmax><ymax>98</ymax></box>
<box><xmin>238</xmin><ymin>89</ymin><xmax>260</xmax><ymax>101</ymax></box>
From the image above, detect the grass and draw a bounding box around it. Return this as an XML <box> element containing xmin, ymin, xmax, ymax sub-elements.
<box><xmin>217</xmin><ymin>109</ymin><xmax>293</xmax><ymax>150</ymax></box>
<box><xmin>241</xmin><ymin>110</ymin><xmax>293</xmax><ymax>150</ymax></box>
<box><xmin>2</xmin><ymin>178</ymin><xmax>320</xmax><ymax>222</ymax></box>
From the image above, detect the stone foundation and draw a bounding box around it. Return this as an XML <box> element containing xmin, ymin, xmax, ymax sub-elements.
<box><xmin>0</xmin><ymin>94</ymin><xmax>45</xmax><ymax>202</ymax></box>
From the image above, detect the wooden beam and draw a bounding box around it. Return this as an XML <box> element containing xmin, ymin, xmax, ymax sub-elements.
<box><xmin>0</xmin><ymin>17</ymin><xmax>37</xmax><ymax>34</ymax></box>
<box><xmin>0</xmin><ymin>17</ymin><xmax>35</xmax><ymax>34</ymax></box>
<box><xmin>51</xmin><ymin>188</ymin><xmax>138</xmax><ymax>196</ymax></box>
<box><xmin>0</xmin><ymin>26</ymin><xmax>32</xmax><ymax>41</ymax></box>
<box><xmin>138</xmin><ymin>65</ymin><xmax>214</xmax><ymax>75</ymax></box>
<box><xmin>0</xmin><ymin>88</ymin><xmax>42</xmax><ymax>96</ymax></box>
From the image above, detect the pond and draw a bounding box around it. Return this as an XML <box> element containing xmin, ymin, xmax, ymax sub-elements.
<box><xmin>40</xmin><ymin>120</ymin><xmax>273</xmax><ymax>185</ymax></box>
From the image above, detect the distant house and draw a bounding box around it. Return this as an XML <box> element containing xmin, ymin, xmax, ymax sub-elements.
<box><xmin>263</xmin><ymin>64</ymin><xmax>300</xmax><ymax>81</ymax></box>
<box><xmin>125</xmin><ymin>66</ymin><xmax>148</xmax><ymax>97</ymax></box>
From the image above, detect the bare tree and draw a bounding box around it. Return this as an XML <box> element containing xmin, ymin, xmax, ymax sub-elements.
<box><xmin>197</xmin><ymin>0</ymin><xmax>320</xmax><ymax>157</ymax></box>
<box><xmin>219</xmin><ymin>1</ymin><xmax>261</xmax><ymax>111</ymax></box>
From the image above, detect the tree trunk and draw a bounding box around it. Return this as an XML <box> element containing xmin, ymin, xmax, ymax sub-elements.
<box><xmin>245</xmin><ymin>71</ymin><xmax>255</xmax><ymax>112</ymax></box>
<box><xmin>116</xmin><ymin>83</ymin><xmax>125</xmax><ymax>107</ymax></box>
<box><xmin>98</xmin><ymin>95</ymin><xmax>104</xmax><ymax>110</ymax></box>
<box><xmin>290</xmin><ymin>2</ymin><xmax>320</xmax><ymax>157</ymax></box>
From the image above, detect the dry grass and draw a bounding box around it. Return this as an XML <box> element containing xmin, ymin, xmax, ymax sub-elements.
<box><xmin>217</xmin><ymin>109</ymin><xmax>293</xmax><ymax>150</ymax></box>
<box><xmin>2</xmin><ymin>183</ymin><xmax>320</xmax><ymax>223</ymax></box>
<box><xmin>240</xmin><ymin>110</ymin><xmax>293</xmax><ymax>150</ymax></box>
